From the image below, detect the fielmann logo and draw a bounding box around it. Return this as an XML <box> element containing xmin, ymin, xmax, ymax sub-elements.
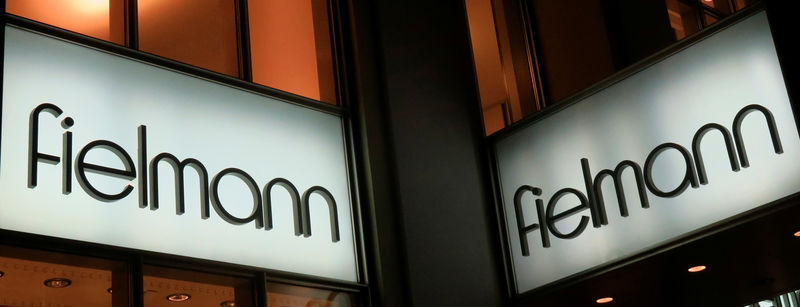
<box><xmin>27</xmin><ymin>103</ymin><xmax>341</xmax><ymax>242</ymax></box>
<box><xmin>514</xmin><ymin>104</ymin><xmax>783</xmax><ymax>256</ymax></box>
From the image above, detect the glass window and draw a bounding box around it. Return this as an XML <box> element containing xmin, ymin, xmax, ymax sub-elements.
<box><xmin>734</xmin><ymin>0</ymin><xmax>760</xmax><ymax>10</ymax></box>
<box><xmin>666</xmin><ymin>0</ymin><xmax>702</xmax><ymax>40</ymax></box>
<box><xmin>142</xmin><ymin>265</ymin><xmax>253</xmax><ymax>307</ymax></box>
<box><xmin>0</xmin><ymin>246</ymin><xmax>128</xmax><ymax>307</ymax></box>
<box><xmin>702</xmin><ymin>0</ymin><xmax>733</xmax><ymax>15</ymax></box>
<box><xmin>664</xmin><ymin>0</ymin><xmax>758</xmax><ymax>40</ymax></box>
<box><xmin>466</xmin><ymin>0</ymin><xmax>543</xmax><ymax>135</ymax></box>
<box><xmin>465</xmin><ymin>0</ymin><xmax>512</xmax><ymax>135</ymax></box>
<box><xmin>5</xmin><ymin>0</ymin><xmax>125</xmax><ymax>44</ymax></box>
<box><xmin>467</xmin><ymin>0</ymin><xmax>762</xmax><ymax>135</ymax></box>
<box><xmin>137</xmin><ymin>0</ymin><xmax>240</xmax><ymax>77</ymax></box>
<box><xmin>248</xmin><ymin>0</ymin><xmax>337</xmax><ymax>104</ymax></box>
<box><xmin>267</xmin><ymin>282</ymin><xmax>356</xmax><ymax>307</ymax></box>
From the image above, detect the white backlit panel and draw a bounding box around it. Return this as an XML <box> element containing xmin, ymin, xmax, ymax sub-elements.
<box><xmin>1</xmin><ymin>26</ymin><xmax>357</xmax><ymax>281</ymax></box>
<box><xmin>494</xmin><ymin>12</ymin><xmax>800</xmax><ymax>292</ymax></box>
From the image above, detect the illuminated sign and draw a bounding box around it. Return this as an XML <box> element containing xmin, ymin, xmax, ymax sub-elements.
<box><xmin>1</xmin><ymin>26</ymin><xmax>357</xmax><ymax>281</ymax></box>
<box><xmin>494</xmin><ymin>12</ymin><xmax>800</xmax><ymax>292</ymax></box>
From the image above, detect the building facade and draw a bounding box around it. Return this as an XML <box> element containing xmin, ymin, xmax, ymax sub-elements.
<box><xmin>1</xmin><ymin>1</ymin><xmax>799</xmax><ymax>306</ymax></box>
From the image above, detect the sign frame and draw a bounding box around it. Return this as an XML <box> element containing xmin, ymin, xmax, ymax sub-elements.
<box><xmin>0</xmin><ymin>11</ymin><xmax>370</xmax><ymax>290</ymax></box>
<box><xmin>486</xmin><ymin>4</ymin><xmax>800</xmax><ymax>298</ymax></box>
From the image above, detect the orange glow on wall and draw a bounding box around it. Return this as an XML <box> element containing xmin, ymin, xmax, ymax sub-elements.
<box><xmin>6</xmin><ymin>0</ymin><xmax>125</xmax><ymax>44</ymax></box>
<box><xmin>249</xmin><ymin>0</ymin><xmax>336</xmax><ymax>104</ymax></box>
<box><xmin>137</xmin><ymin>0</ymin><xmax>239</xmax><ymax>77</ymax></box>
<box><xmin>465</xmin><ymin>0</ymin><xmax>510</xmax><ymax>135</ymax></box>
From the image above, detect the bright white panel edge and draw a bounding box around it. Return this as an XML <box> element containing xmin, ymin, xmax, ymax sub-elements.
<box><xmin>494</xmin><ymin>11</ymin><xmax>800</xmax><ymax>293</ymax></box>
<box><xmin>0</xmin><ymin>26</ymin><xmax>358</xmax><ymax>281</ymax></box>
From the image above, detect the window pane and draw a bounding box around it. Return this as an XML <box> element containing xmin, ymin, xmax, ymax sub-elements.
<box><xmin>5</xmin><ymin>0</ymin><xmax>125</xmax><ymax>44</ymax></box>
<box><xmin>0</xmin><ymin>246</ymin><xmax>127</xmax><ymax>307</ymax></box>
<box><xmin>138</xmin><ymin>0</ymin><xmax>240</xmax><ymax>77</ymax></box>
<box><xmin>704</xmin><ymin>12</ymin><xmax>720</xmax><ymax>26</ymax></box>
<box><xmin>248</xmin><ymin>0</ymin><xmax>337</xmax><ymax>105</ymax></box>
<box><xmin>734</xmin><ymin>0</ymin><xmax>760</xmax><ymax>11</ymax></box>
<box><xmin>143</xmin><ymin>265</ymin><xmax>252</xmax><ymax>307</ymax></box>
<box><xmin>701</xmin><ymin>0</ymin><xmax>733</xmax><ymax>15</ymax></box>
<box><xmin>465</xmin><ymin>0</ymin><xmax>511</xmax><ymax>135</ymax></box>
<box><xmin>666</xmin><ymin>0</ymin><xmax>701</xmax><ymax>40</ymax></box>
<box><xmin>267</xmin><ymin>283</ymin><xmax>356</xmax><ymax>307</ymax></box>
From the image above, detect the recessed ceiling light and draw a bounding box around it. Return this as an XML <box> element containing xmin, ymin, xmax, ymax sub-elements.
<box><xmin>43</xmin><ymin>278</ymin><xmax>72</xmax><ymax>288</ymax></box>
<box><xmin>167</xmin><ymin>293</ymin><xmax>191</xmax><ymax>302</ymax></box>
<box><xmin>220</xmin><ymin>300</ymin><xmax>236</xmax><ymax>307</ymax></box>
<box><xmin>688</xmin><ymin>265</ymin><xmax>707</xmax><ymax>273</ymax></box>
<box><xmin>596</xmin><ymin>297</ymin><xmax>613</xmax><ymax>304</ymax></box>
<box><xmin>0</xmin><ymin>270</ymin><xmax>4</xmax><ymax>278</ymax></box>
<box><xmin>107</xmin><ymin>288</ymin><xmax>113</xmax><ymax>294</ymax></box>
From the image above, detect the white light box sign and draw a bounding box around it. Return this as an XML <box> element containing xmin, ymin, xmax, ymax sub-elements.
<box><xmin>1</xmin><ymin>26</ymin><xmax>357</xmax><ymax>282</ymax></box>
<box><xmin>494</xmin><ymin>12</ymin><xmax>800</xmax><ymax>293</ymax></box>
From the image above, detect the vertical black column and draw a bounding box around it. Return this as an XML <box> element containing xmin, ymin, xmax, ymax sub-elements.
<box><xmin>765</xmin><ymin>0</ymin><xmax>800</xmax><ymax>134</ymax></box>
<box><xmin>344</xmin><ymin>0</ymin><xmax>413</xmax><ymax>305</ymax></box>
<box><xmin>125</xmin><ymin>0</ymin><xmax>138</xmax><ymax>49</ymax></box>
<box><xmin>235</xmin><ymin>0</ymin><xmax>253</xmax><ymax>82</ymax></box>
<box><xmin>348</xmin><ymin>0</ymin><xmax>505</xmax><ymax>306</ymax></box>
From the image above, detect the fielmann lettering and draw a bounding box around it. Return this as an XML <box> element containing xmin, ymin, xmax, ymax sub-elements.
<box><xmin>27</xmin><ymin>103</ymin><xmax>340</xmax><ymax>242</ymax></box>
<box><xmin>514</xmin><ymin>104</ymin><xmax>783</xmax><ymax>256</ymax></box>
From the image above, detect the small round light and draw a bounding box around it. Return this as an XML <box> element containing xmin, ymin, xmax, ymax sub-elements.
<box><xmin>43</xmin><ymin>278</ymin><xmax>72</xmax><ymax>288</ymax></box>
<box><xmin>0</xmin><ymin>270</ymin><xmax>5</xmax><ymax>278</ymax></box>
<box><xmin>793</xmin><ymin>230</ymin><xmax>800</xmax><ymax>237</ymax></box>
<box><xmin>220</xmin><ymin>300</ymin><xmax>236</xmax><ymax>307</ymax></box>
<box><xmin>167</xmin><ymin>293</ymin><xmax>191</xmax><ymax>302</ymax></box>
<box><xmin>688</xmin><ymin>265</ymin><xmax>707</xmax><ymax>273</ymax></box>
<box><xmin>596</xmin><ymin>297</ymin><xmax>613</xmax><ymax>304</ymax></box>
<box><xmin>107</xmin><ymin>288</ymin><xmax>113</xmax><ymax>294</ymax></box>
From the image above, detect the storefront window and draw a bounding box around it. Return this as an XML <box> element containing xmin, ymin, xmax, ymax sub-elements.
<box><xmin>465</xmin><ymin>0</ymin><xmax>544</xmax><ymax>135</ymax></box>
<box><xmin>5</xmin><ymin>0</ymin><xmax>125</xmax><ymax>45</ymax></box>
<box><xmin>267</xmin><ymin>282</ymin><xmax>356</xmax><ymax>307</ymax></box>
<box><xmin>666</xmin><ymin>0</ymin><xmax>702</xmax><ymax>39</ymax></box>
<box><xmin>248</xmin><ymin>0</ymin><xmax>337</xmax><ymax>105</ymax></box>
<box><xmin>665</xmin><ymin>0</ymin><xmax>750</xmax><ymax>39</ymax></box>
<box><xmin>4</xmin><ymin>0</ymin><xmax>340</xmax><ymax>105</ymax></box>
<box><xmin>143</xmin><ymin>265</ymin><xmax>253</xmax><ymax>307</ymax></box>
<box><xmin>466</xmin><ymin>0</ymin><xmax>761</xmax><ymax>135</ymax></box>
<box><xmin>137</xmin><ymin>0</ymin><xmax>240</xmax><ymax>77</ymax></box>
<box><xmin>0</xmin><ymin>246</ymin><xmax>128</xmax><ymax>307</ymax></box>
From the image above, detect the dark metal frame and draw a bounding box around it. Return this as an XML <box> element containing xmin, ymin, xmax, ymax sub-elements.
<box><xmin>485</xmin><ymin>2</ymin><xmax>800</xmax><ymax>301</ymax></box>
<box><xmin>0</xmin><ymin>0</ymin><xmax>371</xmax><ymax>306</ymax></box>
